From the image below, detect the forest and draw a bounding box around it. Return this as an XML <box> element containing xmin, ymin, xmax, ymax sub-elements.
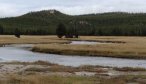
<box><xmin>0</xmin><ymin>10</ymin><xmax>146</xmax><ymax>36</ymax></box>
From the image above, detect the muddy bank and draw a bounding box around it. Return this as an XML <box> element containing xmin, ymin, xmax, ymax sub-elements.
<box><xmin>0</xmin><ymin>61</ymin><xmax>146</xmax><ymax>77</ymax></box>
<box><xmin>0</xmin><ymin>61</ymin><xmax>146</xmax><ymax>84</ymax></box>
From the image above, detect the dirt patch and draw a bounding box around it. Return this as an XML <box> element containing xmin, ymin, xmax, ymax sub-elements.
<box><xmin>0</xmin><ymin>61</ymin><xmax>146</xmax><ymax>84</ymax></box>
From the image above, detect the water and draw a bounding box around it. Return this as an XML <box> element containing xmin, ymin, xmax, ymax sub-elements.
<box><xmin>0</xmin><ymin>45</ymin><xmax>146</xmax><ymax>68</ymax></box>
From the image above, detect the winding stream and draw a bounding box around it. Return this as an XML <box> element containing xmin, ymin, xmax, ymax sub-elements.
<box><xmin>0</xmin><ymin>44</ymin><xmax>146</xmax><ymax>68</ymax></box>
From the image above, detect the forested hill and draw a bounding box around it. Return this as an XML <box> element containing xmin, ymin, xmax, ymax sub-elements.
<box><xmin>0</xmin><ymin>10</ymin><xmax>146</xmax><ymax>36</ymax></box>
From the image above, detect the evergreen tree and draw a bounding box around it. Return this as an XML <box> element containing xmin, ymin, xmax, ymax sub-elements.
<box><xmin>98</xmin><ymin>28</ymin><xmax>103</xmax><ymax>36</ymax></box>
<box><xmin>14</xmin><ymin>28</ymin><xmax>21</xmax><ymax>38</ymax></box>
<box><xmin>1</xmin><ymin>10</ymin><xmax>146</xmax><ymax>36</ymax></box>
<box><xmin>56</xmin><ymin>23</ymin><xmax>66</xmax><ymax>38</ymax></box>
<box><xmin>0</xmin><ymin>25</ymin><xmax>3</xmax><ymax>35</ymax></box>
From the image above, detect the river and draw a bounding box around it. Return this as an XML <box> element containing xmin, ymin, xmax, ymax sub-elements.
<box><xmin>0</xmin><ymin>44</ymin><xmax>146</xmax><ymax>68</ymax></box>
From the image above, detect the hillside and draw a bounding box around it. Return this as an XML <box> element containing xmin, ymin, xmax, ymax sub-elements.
<box><xmin>0</xmin><ymin>10</ymin><xmax>146</xmax><ymax>36</ymax></box>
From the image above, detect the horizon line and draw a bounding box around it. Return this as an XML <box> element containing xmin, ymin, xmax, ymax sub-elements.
<box><xmin>1</xmin><ymin>9</ymin><xmax>146</xmax><ymax>18</ymax></box>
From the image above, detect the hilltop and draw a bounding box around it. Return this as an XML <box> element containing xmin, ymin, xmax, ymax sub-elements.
<box><xmin>0</xmin><ymin>10</ymin><xmax>146</xmax><ymax>36</ymax></box>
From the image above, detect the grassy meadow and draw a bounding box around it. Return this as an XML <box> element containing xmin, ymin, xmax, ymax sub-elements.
<box><xmin>1</xmin><ymin>73</ymin><xmax>146</xmax><ymax>84</ymax></box>
<box><xmin>0</xmin><ymin>75</ymin><xmax>100</xmax><ymax>84</ymax></box>
<box><xmin>32</xmin><ymin>36</ymin><xmax>146</xmax><ymax>59</ymax></box>
<box><xmin>0</xmin><ymin>35</ymin><xmax>69</xmax><ymax>45</ymax></box>
<box><xmin>0</xmin><ymin>35</ymin><xmax>146</xmax><ymax>59</ymax></box>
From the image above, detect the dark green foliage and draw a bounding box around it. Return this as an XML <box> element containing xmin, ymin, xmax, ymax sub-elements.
<box><xmin>0</xmin><ymin>25</ymin><xmax>3</xmax><ymax>34</ymax></box>
<box><xmin>0</xmin><ymin>10</ymin><xmax>146</xmax><ymax>36</ymax></box>
<box><xmin>56</xmin><ymin>23</ymin><xmax>66</xmax><ymax>38</ymax></box>
<box><xmin>14</xmin><ymin>28</ymin><xmax>21</xmax><ymax>38</ymax></box>
<box><xmin>74</xmin><ymin>34</ymin><xmax>79</xmax><ymax>38</ymax></box>
<box><xmin>65</xmin><ymin>20</ymin><xmax>79</xmax><ymax>38</ymax></box>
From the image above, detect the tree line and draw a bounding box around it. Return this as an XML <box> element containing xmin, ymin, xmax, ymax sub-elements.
<box><xmin>0</xmin><ymin>11</ymin><xmax>146</xmax><ymax>36</ymax></box>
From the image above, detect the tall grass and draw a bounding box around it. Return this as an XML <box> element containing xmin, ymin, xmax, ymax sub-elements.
<box><xmin>0</xmin><ymin>75</ymin><xmax>99</xmax><ymax>84</ymax></box>
<box><xmin>1</xmin><ymin>75</ymin><xmax>146</xmax><ymax>84</ymax></box>
<box><xmin>0</xmin><ymin>35</ymin><xmax>69</xmax><ymax>45</ymax></box>
<box><xmin>32</xmin><ymin>36</ymin><xmax>146</xmax><ymax>59</ymax></box>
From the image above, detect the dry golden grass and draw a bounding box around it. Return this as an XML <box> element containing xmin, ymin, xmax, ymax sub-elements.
<box><xmin>33</xmin><ymin>36</ymin><xmax>146</xmax><ymax>59</ymax></box>
<box><xmin>114</xmin><ymin>67</ymin><xmax>146</xmax><ymax>72</ymax></box>
<box><xmin>0</xmin><ymin>35</ymin><xmax>69</xmax><ymax>45</ymax></box>
<box><xmin>1</xmin><ymin>61</ymin><xmax>107</xmax><ymax>73</ymax></box>
<box><xmin>25</xmin><ymin>65</ymin><xmax>106</xmax><ymax>73</ymax></box>
<box><xmin>1</xmin><ymin>74</ymin><xmax>146</xmax><ymax>84</ymax></box>
<box><xmin>1</xmin><ymin>60</ymin><xmax>59</xmax><ymax>66</ymax></box>
<box><xmin>0</xmin><ymin>35</ymin><xmax>146</xmax><ymax>59</ymax></box>
<box><xmin>0</xmin><ymin>75</ymin><xmax>99</xmax><ymax>84</ymax></box>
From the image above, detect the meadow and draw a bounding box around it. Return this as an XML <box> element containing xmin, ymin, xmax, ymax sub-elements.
<box><xmin>1</xmin><ymin>75</ymin><xmax>146</xmax><ymax>84</ymax></box>
<box><xmin>1</xmin><ymin>61</ymin><xmax>146</xmax><ymax>84</ymax></box>
<box><xmin>31</xmin><ymin>36</ymin><xmax>146</xmax><ymax>59</ymax></box>
<box><xmin>1</xmin><ymin>35</ymin><xmax>146</xmax><ymax>84</ymax></box>
<box><xmin>0</xmin><ymin>35</ymin><xmax>146</xmax><ymax>59</ymax></box>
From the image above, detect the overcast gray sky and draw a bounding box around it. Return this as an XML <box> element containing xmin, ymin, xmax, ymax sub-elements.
<box><xmin>0</xmin><ymin>0</ymin><xmax>146</xmax><ymax>17</ymax></box>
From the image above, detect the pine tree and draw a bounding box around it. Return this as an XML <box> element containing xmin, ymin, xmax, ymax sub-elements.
<box><xmin>0</xmin><ymin>25</ymin><xmax>4</xmax><ymax>35</ymax></box>
<box><xmin>56</xmin><ymin>23</ymin><xmax>66</xmax><ymax>38</ymax></box>
<box><xmin>14</xmin><ymin>28</ymin><xmax>21</xmax><ymax>38</ymax></box>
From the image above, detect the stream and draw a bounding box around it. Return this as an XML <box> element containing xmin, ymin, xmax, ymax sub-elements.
<box><xmin>0</xmin><ymin>44</ymin><xmax>146</xmax><ymax>68</ymax></box>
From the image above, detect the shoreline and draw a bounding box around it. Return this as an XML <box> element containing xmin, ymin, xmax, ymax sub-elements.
<box><xmin>1</xmin><ymin>61</ymin><xmax>146</xmax><ymax>76</ymax></box>
<box><xmin>32</xmin><ymin>45</ymin><xmax>146</xmax><ymax>60</ymax></box>
<box><xmin>0</xmin><ymin>35</ymin><xmax>145</xmax><ymax>83</ymax></box>
<box><xmin>0</xmin><ymin>61</ymin><xmax>146</xmax><ymax>84</ymax></box>
<box><xmin>0</xmin><ymin>42</ymin><xmax>145</xmax><ymax>60</ymax></box>
<box><xmin>0</xmin><ymin>35</ymin><xmax>146</xmax><ymax>60</ymax></box>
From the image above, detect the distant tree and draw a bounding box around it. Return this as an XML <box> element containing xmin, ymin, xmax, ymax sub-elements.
<box><xmin>67</xmin><ymin>20</ymin><xmax>79</xmax><ymax>38</ymax></box>
<box><xmin>98</xmin><ymin>28</ymin><xmax>103</xmax><ymax>36</ymax></box>
<box><xmin>74</xmin><ymin>34</ymin><xmax>79</xmax><ymax>38</ymax></box>
<box><xmin>0</xmin><ymin>25</ymin><xmax>4</xmax><ymax>34</ymax></box>
<box><xmin>56</xmin><ymin>23</ymin><xmax>66</xmax><ymax>38</ymax></box>
<box><xmin>112</xmin><ymin>28</ymin><xmax>121</xmax><ymax>36</ymax></box>
<box><xmin>14</xmin><ymin>28</ymin><xmax>21</xmax><ymax>38</ymax></box>
<box><xmin>74</xmin><ymin>27</ymin><xmax>79</xmax><ymax>38</ymax></box>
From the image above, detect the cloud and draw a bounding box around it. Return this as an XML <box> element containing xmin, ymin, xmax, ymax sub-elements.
<box><xmin>0</xmin><ymin>0</ymin><xmax>146</xmax><ymax>17</ymax></box>
<box><xmin>0</xmin><ymin>2</ymin><xmax>29</xmax><ymax>17</ymax></box>
<box><xmin>0</xmin><ymin>3</ymin><xmax>18</xmax><ymax>17</ymax></box>
<box><xmin>34</xmin><ymin>5</ymin><xmax>112</xmax><ymax>15</ymax></box>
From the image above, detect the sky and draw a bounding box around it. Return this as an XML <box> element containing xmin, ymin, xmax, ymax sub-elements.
<box><xmin>0</xmin><ymin>0</ymin><xmax>146</xmax><ymax>17</ymax></box>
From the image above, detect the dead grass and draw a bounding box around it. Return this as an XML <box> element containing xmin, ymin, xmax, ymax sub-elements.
<box><xmin>1</xmin><ymin>61</ymin><xmax>146</xmax><ymax>84</ymax></box>
<box><xmin>1</xmin><ymin>60</ymin><xmax>58</xmax><ymax>66</ymax></box>
<box><xmin>1</xmin><ymin>74</ymin><xmax>146</xmax><ymax>84</ymax></box>
<box><xmin>25</xmin><ymin>64</ymin><xmax>106</xmax><ymax>73</ymax></box>
<box><xmin>0</xmin><ymin>35</ymin><xmax>146</xmax><ymax>59</ymax></box>
<box><xmin>0</xmin><ymin>35</ymin><xmax>69</xmax><ymax>45</ymax></box>
<box><xmin>114</xmin><ymin>67</ymin><xmax>146</xmax><ymax>72</ymax></box>
<box><xmin>32</xmin><ymin>36</ymin><xmax>146</xmax><ymax>59</ymax></box>
<box><xmin>25</xmin><ymin>66</ymin><xmax>107</xmax><ymax>73</ymax></box>
<box><xmin>1</xmin><ymin>61</ymin><xmax>107</xmax><ymax>73</ymax></box>
<box><xmin>0</xmin><ymin>75</ymin><xmax>99</xmax><ymax>84</ymax></box>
